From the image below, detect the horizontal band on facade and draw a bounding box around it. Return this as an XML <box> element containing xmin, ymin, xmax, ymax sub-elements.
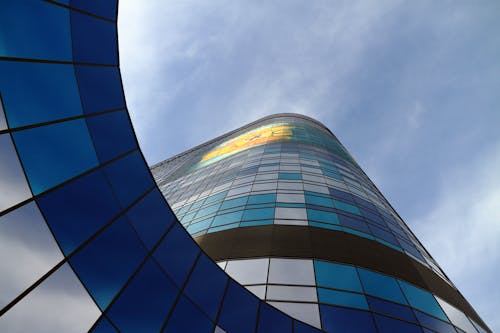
<box><xmin>195</xmin><ymin>224</ymin><xmax>486</xmax><ymax>328</ymax></box>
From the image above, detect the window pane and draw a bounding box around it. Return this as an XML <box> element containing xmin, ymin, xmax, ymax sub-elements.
<box><xmin>358</xmin><ymin>268</ymin><xmax>407</xmax><ymax>304</ymax></box>
<box><xmin>269</xmin><ymin>302</ymin><xmax>321</xmax><ymax>329</ymax></box>
<box><xmin>268</xmin><ymin>259</ymin><xmax>315</xmax><ymax>285</ymax></box>
<box><xmin>225</xmin><ymin>258</ymin><xmax>269</xmax><ymax>285</ymax></box>
<box><xmin>320</xmin><ymin>305</ymin><xmax>377</xmax><ymax>333</ymax></box>
<box><xmin>267</xmin><ymin>285</ymin><xmax>317</xmax><ymax>302</ymax></box>
<box><xmin>314</xmin><ymin>260</ymin><xmax>362</xmax><ymax>292</ymax></box>
<box><xmin>317</xmin><ymin>288</ymin><xmax>368</xmax><ymax>309</ymax></box>
<box><xmin>398</xmin><ymin>281</ymin><xmax>447</xmax><ymax>321</ymax></box>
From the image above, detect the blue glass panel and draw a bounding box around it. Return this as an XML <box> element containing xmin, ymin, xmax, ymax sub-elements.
<box><xmin>153</xmin><ymin>224</ymin><xmax>200</xmax><ymax>287</ymax></box>
<box><xmin>186</xmin><ymin>218</ymin><xmax>213</xmax><ymax>233</ymax></box>
<box><xmin>338</xmin><ymin>214</ymin><xmax>370</xmax><ymax>233</ymax></box>
<box><xmin>70</xmin><ymin>216</ymin><xmax>147</xmax><ymax>310</ymax></box>
<box><xmin>75</xmin><ymin>65</ymin><xmax>125</xmax><ymax>113</ymax></box>
<box><xmin>126</xmin><ymin>189</ymin><xmax>175</xmax><ymax>249</ymax></box>
<box><xmin>220</xmin><ymin>196</ymin><xmax>248</xmax><ymax>210</ymax></box>
<box><xmin>195</xmin><ymin>203</ymin><xmax>221</xmax><ymax>218</ymax></box>
<box><xmin>71</xmin><ymin>11</ymin><xmax>117</xmax><ymax>64</ymax></box>
<box><xmin>307</xmin><ymin>209</ymin><xmax>339</xmax><ymax>224</ymax></box>
<box><xmin>90</xmin><ymin>317</ymin><xmax>117</xmax><ymax>333</ymax></box>
<box><xmin>87</xmin><ymin>110</ymin><xmax>137</xmax><ymax>162</ymax></box>
<box><xmin>0</xmin><ymin>61</ymin><xmax>81</xmax><ymax>128</ymax></box>
<box><xmin>329</xmin><ymin>188</ymin><xmax>354</xmax><ymax>202</ymax></box>
<box><xmin>13</xmin><ymin>119</ymin><xmax>98</xmax><ymax>194</ymax></box>
<box><xmin>257</xmin><ymin>303</ymin><xmax>292</xmax><ymax>333</ymax></box>
<box><xmin>218</xmin><ymin>281</ymin><xmax>259</xmax><ymax>333</ymax></box>
<box><xmin>334</xmin><ymin>200</ymin><xmax>361</xmax><ymax>215</ymax></box>
<box><xmin>398</xmin><ymin>281</ymin><xmax>448</xmax><ymax>321</ymax></box>
<box><xmin>414</xmin><ymin>310</ymin><xmax>457</xmax><ymax>333</ymax></box>
<box><xmin>374</xmin><ymin>314</ymin><xmax>423</xmax><ymax>333</ymax></box>
<box><xmin>248</xmin><ymin>193</ymin><xmax>276</xmax><ymax>204</ymax></box>
<box><xmin>314</xmin><ymin>260</ymin><xmax>362</xmax><ymax>292</ymax></box>
<box><xmin>367</xmin><ymin>296</ymin><xmax>417</xmax><ymax>323</ymax></box>
<box><xmin>184</xmin><ymin>254</ymin><xmax>227</xmax><ymax>320</ymax></box>
<box><xmin>70</xmin><ymin>0</ymin><xmax>117</xmax><ymax>20</ymax></box>
<box><xmin>309</xmin><ymin>221</ymin><xmax>343</xmax><ymax>231</ymax></box>
<box><xmin>318</xmin><ymin>288</ymin><xmax>368</xmax><ymax>309</ymax></box>
<box><xmin>293</xmin><ymin>321</ymin><xmax>322</xmax><ymax>333</ymax></box>
<box><xmin>320</xmin><ymin>305</ymin><xmax>377</xmax><ymax>333</ymax></box>
<box><xmin>358</xmin><ymin>269</ymin><xmax>407</xmax><ymax>304</ymax></box>
<box><xmin>37</xmin><ymin>170</ymin><xmax>120</xmax><ymax>254</ymax></box>
<box><xmin>107</xmin><ymin>259</ymin><xmax>178</xmax><ymax>333</ymax></box>
<box><xmin>240</xmin><ymin>219</ymin><xmax>274</xmax><ymax>227</ymax></box>
<box><xmin>104</xmin><ymin>151</ymin><xmax>153</xmax><ymax>207</ymax></box>
<box><xmin>305</xmin><ymin>194</ymin><xmax>334</xmax><ymax>208</ymax></box>
<box><xmin>279</xmin><ymin>172</ymin><xmax>302</xmax><ymax>180</ymax></box>
<box><xmin>204</xmin><ymin>191</ymin><xmax>228</xmax><ymax>204</ymax></box>
<box><xmin>242</xmin><ymin>208</ymin><xmax>275</xmax><ymax>220</ymax></box>
<box><xmin>163</xmin><ymin>296</ymin><xmax>213</xmax><ymax>333</ymax></box>
<box><xmin>212</xmin><ymin>211</ymin><xmax>244</xmax><ymax>227</ymax></box>
<box><xmin>208</xmin><ymin>223</ymin><xmax>239</xmax><ymax>233</ymax></box>
<box><xmin>0</xmin><ymin>1</ymin><xmax>71</xmax><ymax>60</ymax></box>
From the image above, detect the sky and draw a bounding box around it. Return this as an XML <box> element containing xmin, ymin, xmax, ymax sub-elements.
<box><xmin>118</xmin><ymin>1</ymin><xmax>500</xmax><ymax>331</ymax></box>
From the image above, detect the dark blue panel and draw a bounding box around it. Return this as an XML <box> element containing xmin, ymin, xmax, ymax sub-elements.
<box><xmin>126</xmin><ymin>189</ymin><xmax>175</xmax><ymax>249</ymax></box>
<box><xmin>162</xmin><ymin>296</ymin><xmax>213</xmax><ymax>333</ymax></box>
<box><xmin>70</xmin><ymin>216</ymin><xmax>147</xmax><ymax>310</ymax></box>
<box><xmin>37</xmin><ymin>169</ymin><xmax>121</xmax><ymax>254</ymax></box>
<box><xmin>374</xmin><ymin>314</ymin><xmax>423</xmax><ymax>333</ymax></box>
<box><xmin>71</xmin><ymin>11</ymin><xmax>117</xmax><ymax>64</ymax></box>
<box><xmin>87</xmin><ymin>110</ymin><xmax>137</xmax><ymax>163</ymax></box>
<box><xmin>0</xmin><ymin>61</ymin><xmax>82</xmax><ymax>128</ymax></box>
<box><xmin>358</xmin><ymin>268</ymin><xmax>407</xmax><ymax>304</ymax></box>
<box><xmin>107</xmin><ymin>259</ymin><xmax>178</xmax><ymax>333</ymax></box>
<box><xmin>104</xmin><ymin>151</ymin><xmax>153</xmax><ymax>207</ymax></box>
<box><xmin>320</xmin><ymin>305</ymin><xmax>377</xmax><ymax>333</ymax></box>
<box><xmin>0</xmin><ymin>1</ymin><xmax>71</xmax><ymax>60</ymax></box>
<box><xmin>293</xmin><ymin>320</ymin><xmax>322</xmax><ymax>333</ymax></box>
<box><xmin>218</xmin><ymin>281</ymin><xmax>259</xmax><ymax>333</ymax></box>
<box><xmin>329</xmin><ymin>188</ymin><xmax>354</xmax><ymax>202</ymax></box>
<box><xmin>367</xmin><ymin>296</ymin><xmax>417</xmax><ymax>323</ymax></box>
<box><xmin>75</xmin><ymin>65</ymin><xmax>125</xmax><ymax>113</ymax></box>
<box><xmin>90</xmin><ymin>316</ymin><xmax>118</xmax><ymax>333</ymax></box>
<box><xmin>338</xmin><ymin>214</ymin><xmax>370</xmax><ymax>233</ymax></box>
<box><xmin>70</xmin><ymin>0</ymin><xmax>117</xmax><ymax>20</ymax></box>
<box><xmin>153</xmin><ymin>224</ymin><xmax>200</xmax><ymax>287</ymax></box>
<box><xmin>13</xmin><ymin>119</ymin><xmax>98</xmax><ymax>194</ymax></box>
<box><xmin>257</xmin><ymin>303</ymin><xmax>292</xmax><ymax>333</ymax></box>
<box><xmin>414</xmin><ymin>310</ymin><xmax>457</xmax><ymax>333</ymax></box>
<box><xmin>183</xmin><ymin>254</ymin><xmax>227</xmax><ymax>320</ymax></box>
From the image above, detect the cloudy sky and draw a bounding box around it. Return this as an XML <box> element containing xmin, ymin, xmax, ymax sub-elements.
<box><xmin>118</xmin><ymin>1</ymin><xmax>500</xmax><ymax>330</ymax></box>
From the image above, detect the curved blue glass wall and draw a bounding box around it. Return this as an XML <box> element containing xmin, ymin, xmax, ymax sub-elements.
<box><xmin>0</xmin><ymin>1</ymin><xmax>490</xmax><ymax>333</ymax></box>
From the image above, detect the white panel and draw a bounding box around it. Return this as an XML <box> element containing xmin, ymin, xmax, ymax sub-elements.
<box><xmin>436</xmin><ymin>297</ymin><xmax>478</xmax><ymax>333</ymax></box>
<box><xmin>0</xmin><ymin>95</ymin><xmax>6</xmax><ymax>130</ymax></box>
<box><xmin>225</xmin><ymin>258</ymin><xmax>269</xmax><ymax>284</ymax></box>
<box><xmin>0</xmin><ymin>264</ymin><xmax>101</xmax><ymax>333</ymax></box>
<box><xmin>267</xmin><ymin>285</ymin><xmax>317</xmax><ymax>302</ymax></box>
<box><xmin>277</xmin><ymin>181</ymin><xmax>303</xmax><ymax>191</ymax></box>
<box><xmin>275</xmin><ymin>207</ymin><xmax>307</xmax><ymax>220</ymax></box>
<box><xmin>303</xmin><ymin>183</ymin><xmax>329</xmax><ymax>194</ymax></box>
<box><xmin>276</xmin><ymin>193</ymin><xmax>305</xmax><ymax>203</ymax></box>
<box><xmin>245</xmin><ymin>285</ymin><xmax>266</xmax><ymax>299</ymax></box>
<box><xmin>216</xmin><ymin>261</ymin><xmax>227</xmax><ymax>270</ymax></box>
<box><xmin>268</xmin><ymin>258</ymin><xmax>315</xmax><ymax>285</ymax></box>
<box><xmin>269</xmin><ymin>302</ymin><xmax>321</xmax><ymax>329</ymax></box>
<box><xmin>0</xmin><ymin>134</ymin><xmax>32</xmax><ymax>212</ymax></box>
<box><xmin>0</xmin><ymin>202</ymin><xmax>63</xmax><ymax>308</ymax></box>
<box><xmin>214</xmin><ymin>326</ymin><xmax>227</xmax><ymax>333</ymax></box>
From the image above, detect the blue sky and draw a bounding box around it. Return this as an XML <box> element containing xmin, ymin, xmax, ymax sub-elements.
<box><xmin>118</xmin><ymin>1</ymin><xmax>500</xmax><ymax>330</ymax></box>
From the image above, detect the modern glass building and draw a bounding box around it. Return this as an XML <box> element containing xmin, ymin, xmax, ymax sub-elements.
<box><xmin>152</xmin><ymin>114</ymin><xmax>491</xmax><ymax>333</ymax></box>
<box><xmin>0</xmin><ymin>1</ymin><xmax>491</xmax><ymax>333</ymax></box>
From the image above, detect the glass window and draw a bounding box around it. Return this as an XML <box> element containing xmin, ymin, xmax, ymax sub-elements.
<box><xmin>269</xmin><ymin>302</ymin><xmax>321</xmax><ymax>329</ymax></box>
<box><xmin>107</xmin><ymin>260</ymin><xmax>178</xmax><ymax>333</ymax></box>
<box><xmin>225</xmin><ymin>258</ymin><xmax>269</xmax><ymax>285</ymax></box>
<box><xmin>278</xmin><ymin>181</ymin><xmax>303</xmax><ymax>191</ymax></box>
<box><xmin>212</xmin><ymin>210</ymin><xmax>244</xmax><ymax>227</ymax></box>
<box><xmin>257</xmin><ymin>302</ymin><xmax>292</xmax><ymax>333</ymax></box>
<box><xmin>318</xmin><ymin>288</ymin><xmax>368</xmax><ymax>309</ymax></box>
<box><xmin>334</xmin><ymin>200</ymin><xmax>362</xmax><ymax>215</ymax></box>
<box><xmin>252</xmin><ymin>182</ymin><xmax>277</xmax><ymax>191</ymax></box>
<box><xmin>275</xmin><ymin>207</ymin><xmax>307</xmax><ymax>220</ymax></box>
<box><xmin>0</xmin><ymin>264</ymin><xmax>100</xmax><ymax>333</ymax></box>
<box><xmin>277</xmin><ymin>193</ymin><xmax>305</xmax><ymax>203</ymax></box>
<box><xmin>13</xmin><ymin>119</ymin><xmax>99</xmax><ymax>194</ymax></box>
<box><xmin>279</xmin><ymin>172</ymin><xmax>302</xmax><ymax>180</ymax></box>
<box><xmin>0</xmin><ymin>61</ymin><xmax>82</xmax><ymax>128</ymax></box>
<box><xmin>358</xmin><ymin>268</ymin><xmax>407</xmax><ymax>304</ymax></box>
<box><xmin>414</xmin><ymin>310</ymin><xmax>456</xmax><ymax>333</ymax></box>
<box><xmin>373</xmin><ymin>314</ymin><xmax>423</xmax><ymax>333</ymax></box>
<box><xmin>248</xmin><ymin>193</ymin><xmax>276</xmax><ymax>204</ymax></box>
<box><xmin>307</xmin><ymin>209</ymin><xmax>339</xmax><ymax>225</ymax></box>
<box><xmin>218</xmin><ymin>281</ymin><xmax>259</xmax><ymax>333</ymax></box>
<box><xmin>0</xmin><ymin>134</ymin><xmax>31</xmax><ymax>212</ymax></box>
<box><xmin>268</xmin><ymin>258</ymin><xmax>315</xmax><ymax>285</ymax></box>
<box><xmin>305</xmin><ymin>193</ymin><xmax>334</xmax><ymax>208</ymax></box>
<box><xmin>0</xmin><ymin>202</ymin><xmax>63</xmax><ymax>309</ymax></box>
<box><xmin>186</xmin><ymin>218</ymin><xmax>213</xmax><ymax>234</ymax></box>
<box><xmin>220</xmin><ymin>196</ymin><xmax>248</xmax><ymax>210</ymax></box>
<box><xmin>267</xmin><ymin>285</ymin><xmax>317</xmax><ymax>302</ymax></box>
<box><xmin>320</xmin><ymin>305</ymin><xmax>377</xmax><ymax>333</ymax></box>
<box><xmin>436</xmin><ymin>297</ymin><xmax>476</xmax><ymax>333</ymax></box>
<box><xmin>398</xmin><ymin>281</ymin><xmax>447</xmax><ymax>321</ymax></box>
<box><xmin>367</xmin><ymin>296</ymin><xmax>416</xmax><ymax>323</ymax></box>
<box><xmin>314</xmin><ymin>260</ymin><xmax>362</xmax><ymax>292</ymax></box>
<box><xmin>163</xmin><ymin>296</ymin><xmax>213</xmax><ymax>333</ymax></box>
<box><xmin>242</xmin><ymin>208</ymin><xmax>275</xmax><ymax>220</ymax></box>
<box><xmin>227</xmin><ymin>185</ymin><xmax>252</xmax><ymax>197</ymax></box>
<box><xmin>303</xmin><ymin>184</ymin><xmax>329</xmax><ymax>194</ymax></box>
<box><xmin>0</xmin><ymin>95</ymin><xmax>6</xmax><ymax>130</ymax></box>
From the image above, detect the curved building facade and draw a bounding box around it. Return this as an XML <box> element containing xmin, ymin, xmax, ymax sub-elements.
<box><xmin>0</xmin><ymin>1</ymin><xmax>490</xmax><ymax>333</ymax></box>
<box><xmin>152</xmin><ymin>114</ymin><xmax>490</xmax><ymax>332</ymax></box>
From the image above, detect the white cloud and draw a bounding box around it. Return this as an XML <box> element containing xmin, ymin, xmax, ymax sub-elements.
<box><xmin>412</xmin><ymin>144</ymin><xmax>500</xmax><ymax>331</ymax></box>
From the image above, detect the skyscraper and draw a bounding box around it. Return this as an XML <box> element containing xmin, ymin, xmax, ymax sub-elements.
<box><xmin>152</xmin><ymin>113</ymin><xmax>490</xmax><ymax>332</ymax></box>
